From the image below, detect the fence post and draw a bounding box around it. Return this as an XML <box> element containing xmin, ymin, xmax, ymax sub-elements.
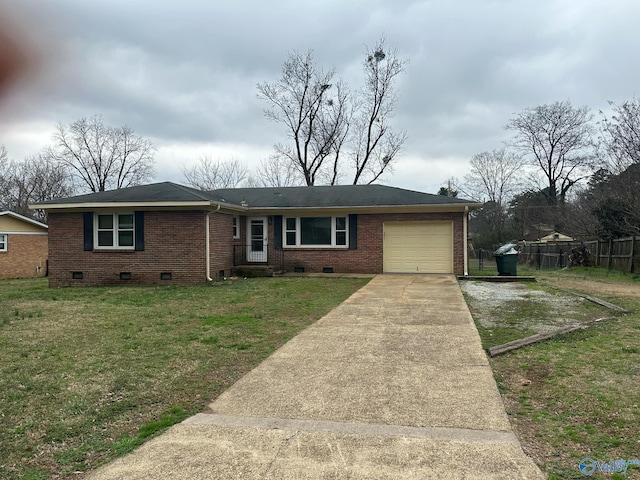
<box><xmin>630</xmin><ymin>236</ymin><xmax>636</xmax><ymax>273</ymax></box>
<box><xmin>536</xmin><ymin>247</ymin><xmax>541</xmax><ymax>270</ymax></box>
<box><xmin>607</xmin><ymin>239</ymin><xmax>613</xmax><ymax>270</ymax></box>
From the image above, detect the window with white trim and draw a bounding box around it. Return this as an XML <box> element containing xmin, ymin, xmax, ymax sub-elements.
<box><xmin>0</xmin><ymin>233</ymin><xmax>6</xmax><ymax>252</ymax></box>
<box><xmin>285</xmin><ymin>217</ymin><xmax>297</xmax><ymax>246</ymax></box>
<box><xmin>283</xmin><ymin>216</ymin><xmax>348</xmax><ymax>247</ymax></box>
<box><xmin>95</xmin><ymin>213</ymin><xmax>135</xmax><ymax>249</ymax></box>
<box><xmin>232</xmin><ymin>216</ymin><xmax>239</xmax><ymax>238</ymax></box>
<box><xmin>335</xmin><ymin>216</ymin><xmax>347</xmax><ymax>246</ymax></box>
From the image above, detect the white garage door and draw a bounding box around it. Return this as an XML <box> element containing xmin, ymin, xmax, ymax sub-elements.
<box><xmin>383</xmin><ymin>221</ymin><xmax>453</xmax><ymax>273</ymax></box>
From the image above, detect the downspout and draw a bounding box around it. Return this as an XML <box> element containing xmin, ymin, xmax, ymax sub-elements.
<box><xmin>206</xmin><ymin>205</ymin><xmax>221</xmax><ymax>282</ymax></box>
<box><xmin>463</xmin><ymin>206</ymin><xmax>469</xmax><ymax>276</ymax></box>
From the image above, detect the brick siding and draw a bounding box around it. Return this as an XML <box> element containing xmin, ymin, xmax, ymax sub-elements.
<box><xmin>275</xmin><ymin>212</ymin><xmax>465</xmax><ymax>275</ymax></box>
<box><xmin>231</xmin><ymin>212</ymin><xmax>465</xmax><ymax>276</ymax></box>
<box><xmin>48</xmin><ymin>210</ymin><xmax>465</xmax><ymax>287</ymax></box>
<box><xmin>0</xmin><ymin>233</ymin><xmax>48</xmax><ymax>279</ymax></box>
<box><xmin>209</xmin><ymin>212</ymin><xmax>234</xmax><ymax>279</ymax></box>
<box><xmin>47</xmin><ymin>210</ymin><xmax>233</xmax><ymax>287</ymax></box>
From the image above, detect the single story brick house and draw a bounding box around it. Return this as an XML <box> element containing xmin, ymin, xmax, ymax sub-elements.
<box><xmin>31</xmin><ymin>182</ymin><xmax>481</xmax><ymax>287</ymax></box>
<box><xmin>0</xmin><ymin>211</ymin><xmax>49</xmax><ymax>279</ymax></box>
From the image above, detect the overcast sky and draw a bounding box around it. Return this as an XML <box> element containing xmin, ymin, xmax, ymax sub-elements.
<box><xmin>1</xmin><ymin>0</ymin><xmax>639</xmax><ymax>194</ymax></box>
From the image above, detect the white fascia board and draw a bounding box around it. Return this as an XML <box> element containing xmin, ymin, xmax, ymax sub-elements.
<box><xmin>245</xmin><ymin>203</ymin><xmax>482</xmax><ymax>214</ymax></box>
<box><xmin>29</xmin><ymin>201</ymin><xmax>248</xmax><ymax>213</ymax></box>
<box><xmin>0</xmin><ymin>210</ymin><xmax>49</xmax><ymax>229</ymax></box>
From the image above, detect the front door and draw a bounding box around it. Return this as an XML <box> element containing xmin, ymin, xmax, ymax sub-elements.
<box><xmin>247</xmin><ymin>217</ymin><xmax>268</xmax><ymax>263</ymax></box>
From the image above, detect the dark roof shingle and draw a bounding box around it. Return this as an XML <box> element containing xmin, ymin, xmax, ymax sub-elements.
<box><xmin>32</xmin><ymin>182</ymin><xmax>479</xmax><ymax>208</ymax></box>
<box><xmin>211</xmin><ymin>184</ymin><xmax>475</xmax><ymax>208</ymax></box>
<box><xmin>34</xmin><ymin>182</ymin><xmax>213</xmax><ymax>205</ymax></box>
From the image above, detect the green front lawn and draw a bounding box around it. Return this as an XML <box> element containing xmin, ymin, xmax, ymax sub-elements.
<box><xmin>470</xmin><ymin>268</ymin><xmax>640</xmax><ymax>479</ymax></box>
<box><xmin>0</xmin><ymin>276</ymin><xmax>369</xmax><ymax>480</ymax></box>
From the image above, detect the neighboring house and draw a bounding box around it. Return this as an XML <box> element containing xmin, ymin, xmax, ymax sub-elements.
<box><xmin>0</xmin><ymin>211</ymin><xmax>48</xmax><ymax>280</ymax></box>
<box><xmin>522</xmin><ymin>226</ymin><xmax>575</xmax><ymax>243</ymax></box>
<box><xmin>31</xmin><ymin>182</ymin><xmax>481</xmax><ymax>287</ymax></box>
<box><xmin>538</xmin><ymin>231</ymin><xmax>574</xmax><ymax>243</ymax></box>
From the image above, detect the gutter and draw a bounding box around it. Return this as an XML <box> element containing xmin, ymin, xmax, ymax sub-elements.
<box><xmin>463</xmin><ymin>206</ymin><xmax>469</xmax><ymax>276</ymax></box>
<box><xmin>205</xmin><ymin>205</ymin><xmax>221</xmax><ymax>281</ymax></box>
<box><xmin>244</xmin><ymin>203</ymin><xmax>483</xmax><ymax>212</ymax></box>
<box><xmin>28</xmin><ymin>200</ymin><xmax>248</xmax><ymax>213</ymax></box>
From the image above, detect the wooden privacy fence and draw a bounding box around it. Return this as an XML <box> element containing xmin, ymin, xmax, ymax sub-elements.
<box><xmin>518</xmin><ymin>236</ymin><xmax>639</xmax><ymax>273</ymax></box>
<box><xmin>583</xmin><ymin>237</ymin><xmax>638</xmax><ymax>273</ymax></box>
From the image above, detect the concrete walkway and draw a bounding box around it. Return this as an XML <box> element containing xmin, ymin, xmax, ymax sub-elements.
<box><xmin>87</xmin><ymin>275</ymin><xmax>545</xmax><ymax>479</ymax></box>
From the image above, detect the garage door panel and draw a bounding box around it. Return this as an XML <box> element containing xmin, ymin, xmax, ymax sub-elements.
<box><xmin>383</xmin><ymin>222</ymin><xmax>453</xmax><ymax>273</ymax></box>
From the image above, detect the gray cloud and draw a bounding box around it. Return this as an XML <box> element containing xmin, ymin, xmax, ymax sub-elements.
<box><xmin>2</xmin><ymin>0</ymin><xmax>640</xmax><ymax>194</ymax></box>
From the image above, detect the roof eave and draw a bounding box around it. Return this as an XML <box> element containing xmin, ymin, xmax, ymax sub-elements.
<box><xmin>29</xmin><ymin>201</ymin><xmax>249</xmax><ymax>212</ymax></box>
<box><xmin>244</xmin><ymin>203</ymin><xmax>482</xmax><ymax>214</ymax></box>
<box><xmin>29</xmin><ymin>200</ymin><xmax>481</xmax><ymax>213</ymax></box>
<box><xmin>0</xmin><ymin>210</ymin><xmax>49</xmax><ymax>229</ymax></box>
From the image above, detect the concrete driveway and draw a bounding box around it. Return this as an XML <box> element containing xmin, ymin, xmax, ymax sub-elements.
<box><xmin>87</xmin><ymin>274</ymin><xmax>545</xmax><ymax>479</ymax></box>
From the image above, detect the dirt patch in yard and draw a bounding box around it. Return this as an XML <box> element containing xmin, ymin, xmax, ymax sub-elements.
<box><xmin>461</xmin><ymin>281</ymin><xmax>597</xmax><ymax>332</ymax></box>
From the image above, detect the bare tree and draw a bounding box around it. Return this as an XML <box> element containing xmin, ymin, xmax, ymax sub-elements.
<box><xmin>0</xmin><ymin>145</ymin><xmax>11</xmax><ymax>207</ymax></box>
<box><xmin>461</xmin><ymin>149</ymin><xmax>525</xmax><ymax>204</ymax></box>
<box><xmin>257</xmin><ymin>50</ymin><xmax>346</xmax><ymax>186</ymax></box>
<box><xmin>44</xmin><ymin>115</ymin><xmax>155</xmax><ymax>192</ymax></box>
<box><xmin>257</xmin><ymin>38</ymin><xmax>406</xmax><ymax>185</ymax></box>
<box><xmin>246</xmin><ymin>155</ymin><xmax>303</xmax><ymax>187</ymax></box>
<box><xmin>321</xmin><ymin>82</ymin><xmax>352</xmax><ymax>185</ymax></box>
<box><xmin>351</xmin><ymin>38</ymin><xmax>407</xmax><ymax>185</ymax></box>
<box><xmin>506</xmin><ymin>100</ymin><xmax>595</xmax><ymax>205</ymax></box>
<box><xmin>458</xmin><ymin>149</ymin><xmax>525</xmax><ymax>246</ymax></box>
<box><xmin>182</xmin><ymin>156</ymin><xmax>248</xmax><ymax>190</ymax></box>
<box><xmin>1</xmin><ymin>153</ymin><xmax>73</xmax><ymax>221</ymax></box>
<box><xmin>0</xmin><ymin>144</ymin><xmax>7</xmax><ymax>183</ymax></box>
<box><xmin>599</xmin><ymin>98</ymin><xmax>640</xmax><ymax>174</ymax></box>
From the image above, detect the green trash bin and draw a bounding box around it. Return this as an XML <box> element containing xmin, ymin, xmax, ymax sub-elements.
<box><xmin>494</xmin><ymin>244</ymin><xmax>518</xmax><ymax>276</ymax></box>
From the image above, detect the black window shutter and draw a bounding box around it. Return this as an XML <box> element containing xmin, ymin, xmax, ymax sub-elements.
<box><xmin>348</xmin><ymin>214</ymin><xmax>357</xmax><ymax>250</ymax></box>
<box><xmin>83</xmin><ymin>212</ymin><xmax>93</xmax><ymax>251</ymax></box>
<box><xmin>274</xmin><ymin>215</ymin><xmax>283</xmax><ymax>250</ymax></box>
<box><xmin>134</xmin><ymin>211</ymin><xmax>144</xmax><ymax>251</ymax></box>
